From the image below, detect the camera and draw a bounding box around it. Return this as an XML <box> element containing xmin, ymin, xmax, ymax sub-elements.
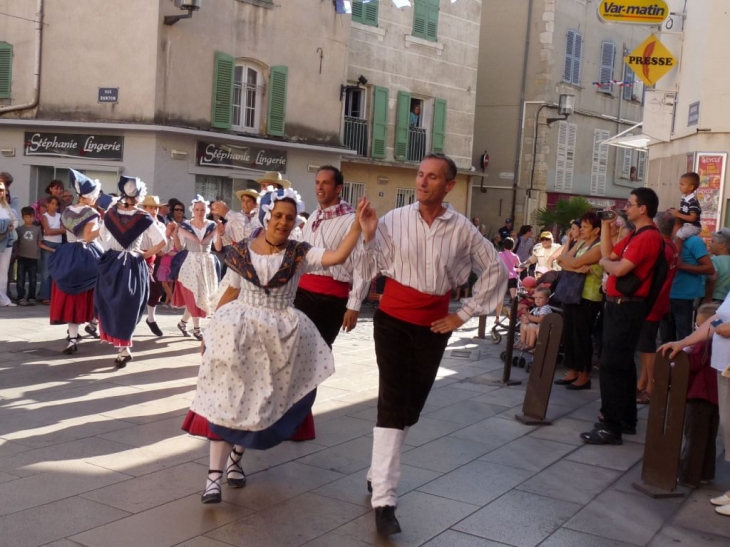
<box><xmin>597</xmin><ymin>210</ymin><xmax>617</xmax><ymax>221</ymax></box>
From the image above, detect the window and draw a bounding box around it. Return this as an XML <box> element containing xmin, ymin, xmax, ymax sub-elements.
<box><xmin>196</xmin><ymin>175</ymin><xmax>233</xmax><ymax>206</ymax></box>
<box><xmin>598</xmin><ymin>41</ymin><xmax>616</xmax><ymax>94</ymax></box>
<box><xmin>0</xmin><ymin>42</ymin><xmax>11</xmax><ymax>99</ymax></box>
<box><xmin>343</xmin><ymin>87</ymin><xmax>368</xmax><ymax>156</ymax></box>
<box><xmin>396</xmin><ymin>188</ymin><xmax>416</xmax><ymax>208</ymax></box>
<box><xmin>621</xmin><ymin>147</ymin><xmax>647</xmax><ymax>181</ymax></box>
<box><xmin>563</xmin><ymin>30</ymin><xmax>582</xmax><ymax>86</ymax></box>
<box><xmin>590</xmin><ymin>129</ymin><xmax>610</xmax><ymax>196</ymax></box>
<box><xmin>622</xmin><ymin>63</ymin><xmax>644</xmax><ymax>103</ymax></box>
<box><xmin>413</xmin><ymin>0</ymin><xmax>439</xmax><ymax>42</ymax></box>
<box><xmin>555</xmin><ymin>121</ymin><xmax>576</xmax><ymax>192</ymax></box>
<box><xmin>352</xmin><ymin>0</ymin><xmax>379</xmax><ymax>26</ymax></box>
<box><xmin>394</xmin><ymin>92</ymin><xmax>446</xmax><ymax>162</ymax></box>
<box><xmin>342</xmin><ymin>181</ymin><xmax>366</xmax><ymax>205</ymax></box>
<box><xmin>210</xmin><ymin>52</ymin><xmax>287</xmax><ymax>135</ymax></box>
<box><xmin>232</xmin><ymin>65</ymin><xmax>263</xmax><ymax>133</ymax></box>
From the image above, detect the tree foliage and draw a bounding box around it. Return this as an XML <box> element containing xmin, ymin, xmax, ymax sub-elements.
<box><xmin>535</xmin><ymin>197</ymin><xmax>592</xmax><ymax>231</ymax></box>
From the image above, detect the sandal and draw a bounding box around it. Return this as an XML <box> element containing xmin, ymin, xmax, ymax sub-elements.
<box><xmin>226</xmin><ymin>447</ymin><xmax>247</xmax><ymax>488</ymax></box>
<box><xmin>636</xmin><ymin>390</ymin><xmax>651</xmax><ymax>404</ymax></box>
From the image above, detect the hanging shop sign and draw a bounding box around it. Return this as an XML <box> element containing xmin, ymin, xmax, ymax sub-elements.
<box><xmin>196</xmin><ymin>141</ymin><xmax>287</xmax><ymax>172</ymax></box>
<box><xmin>598</xmin><ymin>0</ymin><xmax>669</xmax><ymax>25</ymax></box>
<box><xmin>24</xmin><ymin>132</ymin><xmax>124</xmax><ymax>160</ymax></box>
<box><xmin>624</xmin><ymin>34</ymin><xmax>676</xmax><ymax>86</ymax></box>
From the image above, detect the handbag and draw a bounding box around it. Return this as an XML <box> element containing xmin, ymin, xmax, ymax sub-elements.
<box><xmin>553</xmin><ymin>270</ymin><xmax>586</xmax><ymax>305</ymax></box>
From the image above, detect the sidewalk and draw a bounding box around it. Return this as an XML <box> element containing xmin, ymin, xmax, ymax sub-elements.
<box><xmin>0</xmin><ymin>303</ymin><xmax>728</xmax><ymax>547</ymax></box>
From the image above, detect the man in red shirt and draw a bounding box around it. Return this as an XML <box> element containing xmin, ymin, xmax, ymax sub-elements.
<box><xmin>581</xmin><ymin>188</ymin><xmax>663</xmax><ymax>445</ymax></box>
<box><xmin>635</xmin><ymin>211</ymin><xmax>679</xmax><ymax>405</ymax></box>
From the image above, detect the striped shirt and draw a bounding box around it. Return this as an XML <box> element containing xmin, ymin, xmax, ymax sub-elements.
<box><xmin>367</xmin><ymin>202</ymin><xmax>508</xmax><ymax>322</ymax></box>
<box><xmin>222</xmin><ymin>211</ymin><xmax>255</xmax><ymax>246</ymax></box>
<box><xmin>300</xmin><ymin>204</ymin><xmax>369</xmax><ymax>311</ymax></box>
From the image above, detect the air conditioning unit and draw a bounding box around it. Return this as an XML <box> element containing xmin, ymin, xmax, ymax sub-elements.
<box><xmin>174</xmin><ymin>0</ymin><xmax>201</xmax><ymax>10</ymax></box>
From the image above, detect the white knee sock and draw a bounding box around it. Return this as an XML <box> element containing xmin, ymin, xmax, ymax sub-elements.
<box><xmin>68</xmin><ymin>323</ymin><xmax>79</xmax><ymax>339</ymax></box>
<box><xmin>192</xmin><ymin>317</ymin><xmax>200</xmax><ymax>329</ymax></box>
<box><xmin>147</xmin><ymin>305</ymin><xmax>156</xmax><ymax>323</ymax></box>
<box><xmin>370</xmin><ymin>427</ymin><xmax>406</xmax><ymax>508</ymax></box>
<box><xmin>182</xmin><ymin>309</ymin><xmax>192</xmax><ymax>323</ymax></box>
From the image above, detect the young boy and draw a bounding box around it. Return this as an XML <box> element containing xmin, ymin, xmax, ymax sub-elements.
<box><xmin>518</xmin><ymin>287</ymin><xmax>552</xmax><ymax>349</ymax></box>
<box><xmin>671</xmin><ymin>172</ymin><xmax>702</xmax><ymax>244</ymax></box>
<box><xmin>16</xmin><ymin>206</ymin><xmax>42</xmax><ymax>306</ymax></box>
<box><xmin>678</xmin><ymin>303</ymin><xmax>719</xmax><ymax>488</ymax></box>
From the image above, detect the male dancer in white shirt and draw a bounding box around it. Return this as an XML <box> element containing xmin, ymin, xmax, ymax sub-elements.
<box><xmin>291</xmin><ymin>165</ymin><xmax>370</xmax><ymax>439</ymax></box>
<box><xmin>365</xmin><ymin>153</ymin><xmax>507</xmax><ymax>535</ymax></box>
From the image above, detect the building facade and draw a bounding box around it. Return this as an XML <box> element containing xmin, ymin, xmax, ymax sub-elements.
<box><xmin>645</xmin><ymin>0</ymin><xmax>730</xmax><ymax>238</ymax></box>
<box><xmin>339</xmin><ymin>0</ymin><xmax>482</xmax><ymax>216</ymax></box>
<box><xmin>0</xmin><ymin>0</ymin><xmax>351</xmax><ymax>211</ymax></box>
<box><xmin>472</xmin><ymin>0</ymin><xmax>648</xmax><ymax>235</ymax></box>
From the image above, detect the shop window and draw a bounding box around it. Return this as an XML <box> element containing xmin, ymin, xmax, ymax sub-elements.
<box><xmin>195</xmin><ymin>175</ymin><xmax>233</xmax><ymax>207</ymax></box>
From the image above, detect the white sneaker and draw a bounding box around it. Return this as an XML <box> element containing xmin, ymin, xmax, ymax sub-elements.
<box><xmin>711</xmin><ymin>493</ymin><xmax>730</xmax><ymax>506</ymax></box>
<box><xmin>716</xmin><ymin>503</ymin><xmax>730</xmax><ymax>516</ymax></box>
<box><xmin>3</xmin><ymin>302</ymin><xmax>17</xmax><ymax>307</ymax></box>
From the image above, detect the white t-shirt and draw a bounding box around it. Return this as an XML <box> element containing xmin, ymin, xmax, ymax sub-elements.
<box><xmin>43</xmin><ymin>212</ymin><xmax>63</xmax><ymax>243</ymax></box>
<box><xmin>712</xmin><ymin>295</ymin><xmax>730</xmax><ymax>372</ymax></box>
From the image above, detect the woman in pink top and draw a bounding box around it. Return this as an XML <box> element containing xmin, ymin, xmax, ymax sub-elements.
<box><xmin>496</xmin><ymin>237</ymin><xmax>521</xmax><ymax>323</ymax></box>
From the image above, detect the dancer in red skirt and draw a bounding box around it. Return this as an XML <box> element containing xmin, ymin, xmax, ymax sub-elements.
<box><xmin>47</xmin><ymin>170</ymin><xmax>104</xmax><ymax>354</ymax></box>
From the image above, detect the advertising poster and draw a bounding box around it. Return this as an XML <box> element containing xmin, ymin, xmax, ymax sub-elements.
<box><xmin>695</xmin><ymin>152</ymin><xmax>727</xmax><ymax>247</ymax></box>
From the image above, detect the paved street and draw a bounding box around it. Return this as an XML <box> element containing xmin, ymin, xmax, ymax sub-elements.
<box><xmin>0</xmin><ymin>303</ymin><xmax>728</xmax><ymax>547</ymax></box>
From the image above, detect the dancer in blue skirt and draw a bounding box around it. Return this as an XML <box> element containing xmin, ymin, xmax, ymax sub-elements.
<box><xmin>95</xmin><ymin>176</ymin><xmax>166</xmax><ymax>367</ymax></box>
<box><xmin>182</xmin><ymin>188</ymin><xmax>377</xmax><ymax>504</ymax></box>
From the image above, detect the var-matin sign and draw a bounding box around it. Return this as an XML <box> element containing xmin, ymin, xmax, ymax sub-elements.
<box><xmin>24</xmin><ymin>132</ymin><xmax>124</xmax><ymax>160</ymax></box>
<box><xmin>624</xmin><ymin>34</ymin><xmax>676</xmax><ymax>86</ymax></box>
<box><xmin>598</xmin><ymin>0</ymin><xmax>670</xmax><ymax>25</ymax></box>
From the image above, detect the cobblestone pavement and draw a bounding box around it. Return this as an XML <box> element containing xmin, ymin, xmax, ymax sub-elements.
<box><xmin>0</xmin><ymin>302</ymin><xmax>728</xmax><ymax>547</ymax></box>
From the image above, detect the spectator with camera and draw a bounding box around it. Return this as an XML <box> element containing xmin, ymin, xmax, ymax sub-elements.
<box><xmin>580</xmin><ymin>188</ymin><xmax>664</xmax><ymax>446</ymax></box>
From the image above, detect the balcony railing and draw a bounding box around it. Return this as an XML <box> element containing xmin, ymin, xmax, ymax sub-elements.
<box><xmin>407</xmin><ymin>127</ymin><xmax>427</xmax><ymax>162</ymax></box>
<box><xmin>343</xmin><ymin>116</ymin><xmax>368</xmax><ymax>157</ymax></box>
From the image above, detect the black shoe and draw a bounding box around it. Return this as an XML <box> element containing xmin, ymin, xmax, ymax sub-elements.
<box><xmin>554</xmin><ymin>376</ymin><xmax>577</xmax><ymax>385</ymax></box>
<box><xmin>84</xmin><ymin>324</ymin><xmax>100</xmax><ymax>339</ymax></box>
<box><xmin>146</xmin><ymin>320</ymin><xmax>163</xmax><ymax>337</ymax></box>
<box><xmin>115</xmin><ymin>354</ymin><xmax>133</xmax><ymax>369</ymax></box>
<box><xmin>580</xmin><ymin>427</ymin><xmax>622</xmax><ymax>445</ymax></box>
<box><xmin>565</xmin><ymin>380</ymin><xmax>591</xmax><ymax>390</ymax></box>
<box><xmin>193</xmin><ymin>327</ymin><xmax>204</xmax><ymax>342</ymax></box>
<box><xmin>226</xmin><ymin>448</ymin><xmax>247</xmax><ymax>488</ymax></box>
<box><xmin>202</xmin><ymin>471</ymin><xmax>223</xmax><ymax>504</ymax></box>
<box><xmin>593</xmin><ymin>421</ymin><xmax>636</xmax><ymax>435</ymax></box>
<box><xmin>374</xmin><ymin>506</ymin><xmax>401</xmax><ymax>536</ymax></box>
<box><xmin>367</xmin><ymin>480</ymin><xmax>372</xmax><ymax>493</ymax></box>
<box><xmin>177</xmin><ymin>321</ymin><xmax>190</xmax><ymax>337</ymax></box>
<box><xmin>62</xmin><ymin>336</ymin><xmax>81</xmax><ymax>355</ymax></box>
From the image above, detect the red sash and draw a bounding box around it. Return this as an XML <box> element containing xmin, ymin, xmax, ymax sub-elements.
<box><xmin>379</xmin><ymin>278</ymin><xmax>450</xmax><ymax>327</ymax></box>
<box><xmin>299</xmin><ymin>274</ymin><xmax>350</xmax><ymax>299</ymax></box>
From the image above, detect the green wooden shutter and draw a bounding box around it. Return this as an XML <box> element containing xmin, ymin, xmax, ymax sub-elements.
<box><xmin>211</xmin><ymin>51</ymin><xmax>234</xmax><ymax>129</ymax></box>
<box><xmin>371</xmin><ymin>86</ymin><xmax>388</xmax><ymax>159</ymax></box>
<box><xmin>432</xmin><ymin>98</ymin><xmax>446</xmax><ymax>153</ymax></box>
<box><xmin>267</xmin><ymin>66</ymin><xmax>288</xmax><ymax>137</ymax></box>
<box><xmin>394</xmin><ymin>91</ymin><xmax>411</xmax><ymax>161</ymax></box>
<box><xmin>0</xmin><ymin>43</ymin><xmax>11</xmax><ymax>99</ymax></box>
<box><xmin>425</xmin><ymin>0</ymin><xmax>439</xmax><ymax>41</ymax></box>
<box><xmin>352</xmin><ymin>0</ymin><xmax>378</xmax><ymax>26</ymax></box>
<box><xmin>413</xmin><ymin>0</ymin><xmax>427</xmax><ymax>39</ymax></box>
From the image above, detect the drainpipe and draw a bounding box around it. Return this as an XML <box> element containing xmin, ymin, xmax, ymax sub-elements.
<box><xmin>510</xmin><ymin>0</ymin><xmax>534</xmax><ymax>223</ymax></box>
<box><xmin>0</xmin><ymin>0</ymin><xmax>44</xmax><ymax>114</ymax></box>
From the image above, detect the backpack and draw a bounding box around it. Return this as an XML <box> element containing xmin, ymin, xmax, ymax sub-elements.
<box><xmin>620</xmin><ymin>226</ymin><xmax>668</xmax><ymax>316</ymax></box>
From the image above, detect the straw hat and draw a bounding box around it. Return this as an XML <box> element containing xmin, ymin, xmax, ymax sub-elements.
<box><xmin>235</xmin><ymin>189</ymin><xmax>260</xmax><ymax>202</ymax></box>
<box><xmin>539</xmin><ymin>231</ymin><xmax>554</xmax><ymax>240</ymax></box>
<box><xmin>255</xmin><ymin>171</ymin><xmax>292</xmax><ymax>189</ymax></box>
<box><xmin>140</xmin><ymin>195</ymin><xmax>162</xmax><ymax>207</ymax></box>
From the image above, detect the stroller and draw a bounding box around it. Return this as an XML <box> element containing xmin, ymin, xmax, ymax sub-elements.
<box><xmin>490</xmin><ymin>275</ymin><xmax>538</xmax><ymax>344</ymax></box>
<box><xmin>498</xmin><ymin>270</ymin><xmax>563</xmax><ymax>372</ymax></box>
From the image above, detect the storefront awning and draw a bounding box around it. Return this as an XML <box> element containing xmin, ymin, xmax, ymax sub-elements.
<box><xmin>600</xmin><ymin>122</ymin><xmax>662</xmax><ymax>151</ymax></box>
